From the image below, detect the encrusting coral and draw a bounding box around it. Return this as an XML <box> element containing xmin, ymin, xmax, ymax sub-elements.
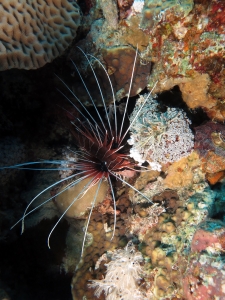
<box><xmin>76</xmin><ymin>0</ymin><xmax>225</xmax><ymax>121</ymax></box>
<box><xmin>69</xmin><ymin>45</ymin><xmax>151</xmax><ymax>106</ymax></box>
<box><xmin>163</xmin><ymin>151</ymin><xmax>204</xmax><ymax>190</ymax></box>
<box><xmin>55</xmin><ymin>177</ymin><xmax>109</xmax><ymax>218</ymax></box>
<box><xmin>0</xmin><ymin>0</ymin><xmax>81</xmax><ymax>70</ymax></box>
<box><xmin>183</xmin><ymin>219</ymin><xmax>225</xmax><ymax>300</ymax></box>
<box><xmin>102</xmin><ymin>47</ymin><xmax>151</xmax><ymax>100</ymax></box>
<box><xmin>194</xmin><ymin>121</ymin><xmax>225</xmax><ymax>184</ymax></box>
<box><xmin>98</xmin><ymin>0</ymin><xmax>118</xmax><ymax>29</ymax></box>
<box><xmin>141</xmin><ymin>0</ymin><xmax>194</xmax><ymax>29</ymax></box>
<box><xmin>129</xmin><ymin>187</ymin><xmax>216</xmax><ymax>299</ymax></box>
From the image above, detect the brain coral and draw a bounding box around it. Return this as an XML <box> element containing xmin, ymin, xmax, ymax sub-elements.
<box><xmin>0</xmin><ymin>0</ymin><xmax>81</xmax><ymax>70</ymax></box>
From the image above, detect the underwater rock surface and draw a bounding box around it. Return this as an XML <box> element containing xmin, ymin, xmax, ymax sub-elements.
<box><xmin>1</xmin><ymin>0</ymin><xmax>225</xmax><ymax>300</ymax></box>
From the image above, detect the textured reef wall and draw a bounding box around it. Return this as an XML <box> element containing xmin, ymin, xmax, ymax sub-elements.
<box><xmin>1</xmin><ymin>0</ymin><xmax>225</xmax><ymax>299</ymax></box>
<box><xmin>71</xmin><ymin>0</ymin><xmax>225</xmax><ymax>122</ymax></box>
<box><xmin>69</xmin><ymin>0</ymin><xmax>225</xmax><ymax>298</ymax></box>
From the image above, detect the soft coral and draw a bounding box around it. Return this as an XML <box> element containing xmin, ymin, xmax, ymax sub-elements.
<box><xmin>89</xmin><ymin>241</ymin><xmax>146</xmax><ymax>299</ymax></box>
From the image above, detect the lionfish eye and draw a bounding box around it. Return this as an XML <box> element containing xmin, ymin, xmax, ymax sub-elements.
<box><xmin>100</xmin><ymin>161</ymin><xmax>108</xmax><ymax>172</ymax></box>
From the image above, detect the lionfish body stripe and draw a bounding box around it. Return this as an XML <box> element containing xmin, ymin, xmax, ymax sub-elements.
<box><xmin>71</xmin><ymin>123</ymin><xmax>134</xmax><ymax>179</ymax></box>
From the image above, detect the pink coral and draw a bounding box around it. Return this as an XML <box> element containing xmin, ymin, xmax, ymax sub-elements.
<box><xmin>191</xmin><ymin>228</ymin><xmax>221</xmax><ymax>252</ymax></box>
<box><xmin>183</xmin><ymin>222</ymin><xmax>225</xmax><ymax>299</ymax></box>
<box><xmin>183</xmin><ymin>256</ymin><xmax>225</xmax><ymax>300</ymax></box>
<box><xmin>191</xmin><ymin>221</ymin><xmax>225</xmax><ymax>253</ymax></box>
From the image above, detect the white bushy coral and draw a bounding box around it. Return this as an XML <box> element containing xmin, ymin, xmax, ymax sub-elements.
<box><xmin>128</xmin><ymin>94</ymin><xmax>194</xmax><ymax>167</ymax></box>
<box><xmin>89</xmin><ymin>241</ymin><xmax>146</xmax><ymax>300</ymax></box>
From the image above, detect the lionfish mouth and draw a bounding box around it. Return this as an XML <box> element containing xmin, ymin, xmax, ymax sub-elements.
<box><xmin>1</xmin><ymin>46</ymin><xmax>157</xmax><ymax>257</ymax></box>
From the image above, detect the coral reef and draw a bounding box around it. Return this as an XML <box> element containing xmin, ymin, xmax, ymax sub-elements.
<box><xmin>129</xmin><ymin>203</ymin><xmax>166</xmax><ymax>241</ymax></box>
<box><xmin>89</xmin><ymin>241</ymin><xmax>145</xmax><ymax>299</ymax></box>
<box><xmin>144</xmin><ymin>0</ymin><xmax>225</xmax><ymax>122</ymax></box>
<box><xmin>183</xmin><ymin>253</ymin><xmax>225</xmax><ymax>300</ymax></box>
<box><xmin>98</xmin><ymin>0</ymin><xmax>118</xmax><ymax>29</ymax></box>
<box><xmin>118</xmin><ymin>0</ymin><xmax>134</xmax><ymax>20</ymax></box>
<box><xmin>130</xmin><ymin>187</ymin><xmax>216</xmax><ymax>299</ymax></box>
<box><xmin>102</xmin><ymin>47</ymin><xmax>151</xmax><ymax>100</ymax></box>
<box><xmin>55</xmin><ymin>177</ymin><xmax>109</xmax><ymax>218</ymax></box>
<box><xmin>141</xmin><ymin>0</ymin><xmax>194</xmax><ymax>29</ymax></box>
<box><xmin>74</xmin><ymin>0</ymin><xmax>225</xmax><ymax>121</ymax></box>
<box><xmin>183</xmin><ymin>220</ymin><xmax>225</xmax><ymax>300</ymax></box>
<box><xmin>2</xmin><ymin>0</ymin><xmax>225</xmax><ymax>299</ymax></box>
<box><xmin>69</xmin><ymin>45</ymin><xmax>151</xmax><ymax>106</ymax></box>
<box><xmin>163</xmin><ymin>151</ymin><xmax>204</xmax><ymax>189</ymax></box>
<box><xmin>191</xmin><ymin>220</ymin><xmax>225</xmax><ymax>253</ymax></box>
<box><xmin>128</xmin><ymin>94</ymin><xmax>194</xmax><ymax>167</ymax></box>
<box><xmin>131</xmin><ymin>0</ymin><xmax>145</xmax><ymax>14</ymax></box>
<box><xmin>0</xmin><ymin>0</ymin><xmax>81</xmax><ymax>70</ymax></box>
<box><xmin>194</xmin><ymin>121</ymin><xmax>225</xmax><ymax>184</ymax></box>
<box><xmin>71</xmin><ymin>195</ymin><xmax>132</xmax><ymax>299</ymax></box>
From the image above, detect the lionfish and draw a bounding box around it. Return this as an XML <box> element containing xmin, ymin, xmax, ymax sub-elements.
<box><xmin>1</xmin><ymin>47</ymin><xmax>157</xmax><ymax>257</ymax></box>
